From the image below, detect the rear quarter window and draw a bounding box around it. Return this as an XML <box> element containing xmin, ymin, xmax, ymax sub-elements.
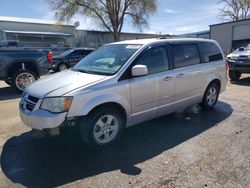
<box><xmin>199</xmin><ymin>42</ymin><xmax>223</xmax><ymax>63</ymax></box>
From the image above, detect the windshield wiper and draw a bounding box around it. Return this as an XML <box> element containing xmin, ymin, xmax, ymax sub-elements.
<box><xmin>73</xmin><ymin>68</ymin><xmax>114</xmax><ymax>76</ymax></box>
<box><xmin>73</xmin><ymin>69</ymin><xmax>94</xmax><ymax>74</ymax></box>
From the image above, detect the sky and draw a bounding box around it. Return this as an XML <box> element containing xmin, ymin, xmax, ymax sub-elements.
<box><xmin>0</xmin><ymin>0</ymin><xmax>224</xmax><ymax>34</ymax></box>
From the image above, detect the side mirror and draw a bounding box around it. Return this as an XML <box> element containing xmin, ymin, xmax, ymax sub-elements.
<box><xmin>131</xmin><ymin>65</ymin><xmax>148</xmax><ymax>77</ymax></box>
<box><xmin>239</xmin><ymin>47</ymin><xmax>245</xmax><ymax>51</ymax></box>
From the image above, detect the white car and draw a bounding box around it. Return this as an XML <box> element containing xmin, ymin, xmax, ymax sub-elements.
<box><xmin>19</xmin><ymin>38</ymin><xmax>228</xmax><ymax>147</ymax></box>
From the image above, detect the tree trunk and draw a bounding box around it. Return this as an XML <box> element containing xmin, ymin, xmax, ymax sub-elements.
<box><xmin>113</xmin><ymin>30</ymin><xmax>120</xmax><ymax>41</ymax></box>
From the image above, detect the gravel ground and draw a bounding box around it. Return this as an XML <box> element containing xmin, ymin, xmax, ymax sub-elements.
<box><xmin>0</xmin><ymin>75</ymin><xmax>249</xmax><ymax>188</ymax></box>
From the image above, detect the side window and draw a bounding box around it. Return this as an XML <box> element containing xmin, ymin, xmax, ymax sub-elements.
<box><xmin>199</xmin><ymin>42</ymin><xmax>223</xmax><ymax>63</ymax></box>
<box><xmin>71</xmin><ymin>50</ymin><xmax>84</xmax><ymax>56</ymax></box>
<box><xmin>136</xmin><ymin>46</ymin><xmax>169</xmax><ymax>74</ymax></box>
<box><xmin>86</xmin><ymin>50</ymin><xmax>94</xmax><ymax>55</ymax></box>
<box><xmin>172</xmin><ymin>44</ymin><xmax>200</xmax><ymax>68</ymax></box>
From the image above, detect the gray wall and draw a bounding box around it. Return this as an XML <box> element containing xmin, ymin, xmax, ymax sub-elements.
<box><xmin>0</xmin><ymin>20</ymin><xmax>76</xmax><ymax>48</ymax></box>
<box><xmin>210</xmin><ymin>19</ymin><xmax>250</xmax><ymax>54</ymax></box>
<box><xmin>76</xmin><ymin>30</ymin><xmax>159</xmax><ymax>48</ymax></box>
<box><xmin>0</xmin><ymin>21</ymin><xmax>76</xmax><ymax>34</ymax></box>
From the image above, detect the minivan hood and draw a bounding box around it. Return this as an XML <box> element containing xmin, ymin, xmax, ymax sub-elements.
<box><xmin>25</xmin><ymin>70</ymin><xmax>106</xmax><ymax>98</ymax></box>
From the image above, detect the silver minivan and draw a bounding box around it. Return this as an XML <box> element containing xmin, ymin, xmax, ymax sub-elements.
<box><xmin>19</xmin><ymin>38</ymin><xmax>227</xmax><ymax>147</ymax></box>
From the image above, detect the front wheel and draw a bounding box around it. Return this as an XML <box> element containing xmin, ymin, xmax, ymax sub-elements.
<box><xmin>201</xmin><ymin>83</ymin><xmax>220</xmax><ymax>109</ymax></box>
<box><xmin>11</xmin><ymin>69</ymin><xmax>37</xmax><ymax>92</ymax></box>
<box><xmin>57</xmin><ymin>63</ymin><xmax>68</xmax><ymax>72</ymax></box>
<box><xmin>81</xmin><ymin>108</ymin><xmax>125</xmax><ymax>147</ymax></box>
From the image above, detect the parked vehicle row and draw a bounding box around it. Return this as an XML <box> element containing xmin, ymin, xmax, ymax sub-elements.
<box><xmin>19</xmin><ymin>38</ymin><xmax>228</xmax><ymax>147</ymax></box>
<box><xmin>0</xmin><ymin>47</ymin><xmax>96</xmax><ymax>91</ymax></box>
<box><xmin>50</xmin><ymin>48</ymin><xmax>95</xmax><ymax>72</ymax></box>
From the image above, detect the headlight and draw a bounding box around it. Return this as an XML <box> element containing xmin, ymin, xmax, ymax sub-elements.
<box><xmin>40</xmin><ymin>97</ymin><xmax>73</xmax><ymax>113</ymax></box>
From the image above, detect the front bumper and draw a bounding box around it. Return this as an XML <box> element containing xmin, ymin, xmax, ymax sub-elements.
<box><xmin>227</xmin><ymin>59</ymin><xmax>250</xmax><ymax>73</ymax></box>
<box><xmin>19</xmin><ymin>101</ymin><xmax>67</xmax><ymax>130</ymax></box>
<box><xmin>48</xmin><ymin>63</ymin><xmax>57</xmax><ymax>71</ymax></box>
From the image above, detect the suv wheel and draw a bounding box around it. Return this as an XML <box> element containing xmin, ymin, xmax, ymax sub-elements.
<box><xmin>201</xmin><ymin>83</ymin><xmax>220</xmax><ymax>109</ymax></box>
<box><xmin>11</xmin><ymin>69</ymin><xmax>38</xmax><ymax>92</ymax></box>
<box><xmin>81</xmin><ymin>108</ymin><xmax>125</xmax><ymax>147</ymax></box>
<box><xmin>57</xmin><ymin>63</ymin><xmax>68</xmax><ymax>71</ymax></box>
<box><xmin>229</xmin><ymin>70</ymin><xmax>241</xmax><ymax>81</ymax></box>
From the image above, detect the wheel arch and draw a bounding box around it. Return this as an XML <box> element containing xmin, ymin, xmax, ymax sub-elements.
<box><xmin>87</xmin><ymin>102</ymin><xmax>127</xmax><ymax>123</ymax></box>
<box><xmin>207</xmin><ymin>79</ymin><xmax>221</xmax><ymax>91</ymax></box>
<box><xmin>6</xmin><ymin>60</ymin><xmax>39</xmax><ymax>78</ymax></box>
<box><xmin>68</xmin><ymin>94</ymin><xmax>131</xmax><ymax>125</ymax></box>
<box><xmin>204</xmin><ymin>74</ymin><xmax>222</xmax><ymax>93</ymax></box>
<box><xmin>201</xmin><ymin>78</ymin><xmax>221</xmax><ymax>109</ymax></box>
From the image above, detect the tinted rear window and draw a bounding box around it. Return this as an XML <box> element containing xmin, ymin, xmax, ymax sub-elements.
<box><xmin>199</xmin><ymin>42</ymin><xmax>223</xmax><ymax>63</ymax></box>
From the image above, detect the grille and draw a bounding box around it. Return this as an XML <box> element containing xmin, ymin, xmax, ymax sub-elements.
<box><xmin>28</xmin><ymin>95</ymin><xmax>39</xmax><ymax>103</ymax></box>
<box><xmin>238</xmin><ymin>56</ymin><xmax>248</xmax><ymax>60</ymax></box>
<box><xmin>23</xmin><ymin>95</ymin><xmax>39</xmax><ymax>111</ymax></box>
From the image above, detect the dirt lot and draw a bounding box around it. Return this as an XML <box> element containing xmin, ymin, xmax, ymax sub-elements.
<box><xmin>0</xmin><ymin>76</ymin><xmax>249</xmax><ymax>188</ymax></box>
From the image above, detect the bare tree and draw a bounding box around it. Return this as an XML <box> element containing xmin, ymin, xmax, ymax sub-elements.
<box><xmin>240</xmin><ymin>0</ymin><xmax>250</xmax><ymax>19</ymax></box>
<box><xmin>218</xmin><ymin>0</ymin><xmax>250</xmax><ymax>21</ymax></box>
<box><xmin>49</xmin><ymin>0</ymin><xmax>157</xmax><ymax>41</ymax></box>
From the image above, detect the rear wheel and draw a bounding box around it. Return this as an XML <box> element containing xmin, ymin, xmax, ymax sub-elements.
<box><xmin>229</xmin><ymin>70</ymin><xmax>241</xmax><ymax>81</ymax></box>
<box><xmin>11</xmin><ymin>69</ymin><xmax>38</xmax><ymax>92</ymax></box>
<box><xmin>81</xmin><ymin>108</ymin><xmax>125</xmax><ymax>147</ymax></box>
<box><xmin>201</xmin><ymin>83</ymin><xmax>220</xmax><ymax>109</ymax></box>
<box><xmin>57</xmin><ymin>63</ymin><xmax>68</xmax><ymax>72</ymax></box>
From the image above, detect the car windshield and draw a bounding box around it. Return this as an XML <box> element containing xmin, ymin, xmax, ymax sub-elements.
<box><xmin>233</xmin><ymin>43</ymin><xmax>250</xmax><ymax>53</ymax></box>
<box><xmin>73</xmin><ymin>44</ymin><xmax>142</xmax><ymax>75</ymax></box>
<box><xmin>246</xmin><ymin>43</ymin><xmax>250</xmax><ymax>50</ymax></box>
<box><xmin>60</xmin><ymin>49</ymin><xmax>73</xmax><ymax>56</ymax></box>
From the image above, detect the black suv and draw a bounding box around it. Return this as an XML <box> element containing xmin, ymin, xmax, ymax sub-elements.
<box><xmin>226</xmin><ymin>43</ymin><xmax>250</xmax><ymax>81</ymax></box>
<box><xmin>51</xmin><ymin>48</ymin><xmax>95</xmax><ymax>71</ymax></box>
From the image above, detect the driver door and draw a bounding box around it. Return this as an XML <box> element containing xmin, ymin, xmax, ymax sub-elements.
<box><xmin>130</xmin><ymin>45</ymin><xmax>170</xmax><ymax>124</ymax></box>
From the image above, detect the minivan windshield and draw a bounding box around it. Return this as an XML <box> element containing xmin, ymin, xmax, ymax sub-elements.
<box><xmin>73</xmin><ymin>44</ymin><xmax>142</xmax><ymax>75</ymax></box>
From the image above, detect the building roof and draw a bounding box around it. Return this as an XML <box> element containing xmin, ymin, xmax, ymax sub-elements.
<box><xmin>0</xmin><ymin>16</ymin><xmax>75</xmax><ymax>26</ymax></box>
<box><xmin>210</xmin><ymin>18</ymin><xmax>250</xmax><ymax>27</ymax></box>
<box><xmin>2</xmin><ymin>30</ymin><xmax>73</xmax><ymax>36</ymax></box>
<box><xmin>78</xmin><ymin>29</ymin><xmax>161</xmax><ymax>36</ymax></box>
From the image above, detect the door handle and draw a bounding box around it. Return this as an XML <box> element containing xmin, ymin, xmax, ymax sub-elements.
<box><xmin>163</xmin><ymin>76</ymin><xmax>173</xmax><ymax>81</ymax></box>
<box><xmin>176</xmin><ymin>73</ymin><xmax>185</xmax><ymax>78</ymax></box>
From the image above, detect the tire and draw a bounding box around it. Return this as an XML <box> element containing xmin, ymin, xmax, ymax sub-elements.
<box><xmin>81</xmin><ymin>108</ymin><xmax>125</xmax><ymax>147</ymax></box>
<box><xmin>201</xmin><ymin>83</ymin><xmax>220</xmax><ymax>110</ymax></box>
<box><xmin>229</xmin><ymin>70</ymin><xmax>241</xmax><ymax>81</ymax></box>
<box><xmin>57</xmin><ymin>63</ymin><xmax>68</xmax><ymax>72</ymax></box>
<box><xmin>11</xmin><ymin>69</ymin><xmax>38</xmax><ymax>92</ymax></box>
